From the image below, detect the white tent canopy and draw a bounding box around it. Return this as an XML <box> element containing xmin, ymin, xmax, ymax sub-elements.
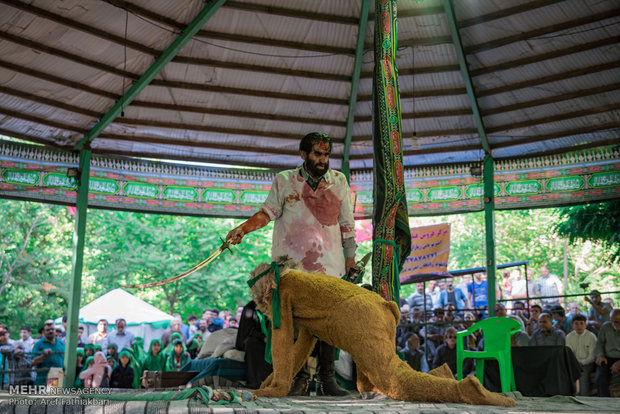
<box><xmin>56</xmin><ymin>288</ymin><xmax>173</xmax><ymax>350</ymax></box>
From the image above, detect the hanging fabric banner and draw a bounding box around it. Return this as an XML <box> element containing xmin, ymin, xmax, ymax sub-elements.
<box><xmin>400</xmin><ymin>223</ymin><xmax>451</xmax><ymax>285</ymax></box>
<box><xmin>371</xmin><ymin>0</ymin><xmax>412</xmax><ymax>303</ymax></box>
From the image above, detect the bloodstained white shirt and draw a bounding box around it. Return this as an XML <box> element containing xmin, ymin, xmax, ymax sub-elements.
<box><xmin>260</xmin><ymin>167</ymin><xmax>355</xmax><ymax>278</ymax></box>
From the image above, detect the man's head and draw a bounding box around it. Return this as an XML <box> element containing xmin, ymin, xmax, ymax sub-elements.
<box><xmin>438</xmin><ymin>279</ymin><xmax>446</xmax><ymax>291</ymax></box>
<box><xmin>0</xmin><ymin>329</ymin><xmax>7</xmax><ymax>345</ymax></box>
<box><xmin>299</xmin><ymin>132</ymin><xmax>331</xmax><ymax>178</ymax></box>
<box><xmin>444</xmin><ymin>328</ymin><xmax>457</xmax><ymax>349</ymax></box>
<box><xmin>445</xmin><ymin>277</ymin><xmax>454</xmax><ymax>289</ymax></box>
<box><xmin>589</xmin><ymin>290</ymin><xmax>602</xmax><ymax>304</ymax></box>
<box><xmin>187</xmin><ymin>314</ymin><xmax>197</xmax><ymax>325</ymax></box>
<box><xmin>55</xmin><ymin>326</ymin><xmax>64</xmax><ymax>339</ymax></box>
<box><xmin>538</xmin><ymin>313</ymin><xmax>553</xmax><ymax>332</ymax></box>
<box><xmin>514</xmin><ymin>268</ymin><xmax>522</xmax><ymax>280</ymax></box>
<box><xmin>473</xmin><ymin>272</ymin><xmax>484</xmax><ymax>282</ymax></box>
<box><xmin>228</xmin><ymin>318</ymin><xmax>238</xmax><ymax>328</ymax></box>
<box><xmin>406</xmin><ymin>333</ymin><xmax>420</xmax><ymax>350</ymax></box>
<box><xmin>572</xmin><ymin>314</ymin><xmax>587</xmax><ymax>334</ymax></box>
<box><xmin>115</xmin><ymin>318</ymin><xmax>126</xmax><ymax>333</ymax></box>
<box><xmin>198</xmin><ymin>318</ymin><xmax>208</xmax><ymax>332</ymax></box>
<box><xmin>97</xmin><ymin>319</ymin><xmax>108</xmax><ymax>333</ymax></box>
<box><xmin>433</xmin><ymin>307</ymin><xmax>445</xmax><ymax>320</ymax></box>
<box><xmin>531</xmin><ymin>304</ymin><xmax>543</xmax><ymax>319</ymax></box>
<box><xmin>568</xmin><ymin>301</ymin><xmax>580</xmax><ymax>316</ymax></box>
<box><xmin>415</xmin><ymin>281</ymin><xmax>424</xmax><ymax>294</ymax></box>
<box><xmin>513</xmin><ymin>301</ymin><xmax>525</xmax><ymax>313</ymax></box>
<box><xmin>611</xmin><ymin>309</ymin><xmax>620</xmax><ymax>332</ymax></box>
<box><xmin>551</xmin><ymin>305</ymin><xmax>565</xmax><ymax>320</ymax></box>
<box><xmin>540</xmin><ymin>265</ymin><xmax>549</xmax><ymax>278</ymax></box>
<box><xmin>20</xmin><ymin>326</ymin><xmax>31</xmax><ymax>341</ymax></box>
<box><xmin>170</xmin><ymin>318</ymin><xmax>181</xmax><ymax>332</ymax></box>
<box><xmin>42</xmin><ymin>320</ymin><xmax>55</xmax><ymax>341</ymax></box>
<box><xmin>494</xmin><ymin>303</ymin><xmax>507</xmax><ymax>317</ymax></box>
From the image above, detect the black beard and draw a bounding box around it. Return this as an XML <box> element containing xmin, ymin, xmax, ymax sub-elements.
<box><xmin>305</xmin><ymin>160</ymin><xmax>328</xmax><ymax>178</ymax></box>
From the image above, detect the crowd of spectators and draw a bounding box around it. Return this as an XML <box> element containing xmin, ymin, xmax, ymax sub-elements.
<box><xmin>399</xmin><ymin>267</ymin><xmax>619</xmax><ymax>397</ymax></box>
<box><xmin>1</xmin><ymin>266</ymin><xmax>618</xmax><ymax>397</ymax></box>
<box><xmin>0</xmin><ymin>305</ymin><xmax>242</xmax><ymax>390</ymax></box>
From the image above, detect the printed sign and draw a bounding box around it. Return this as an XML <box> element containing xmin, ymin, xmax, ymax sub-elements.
<box><xmin>400</xmin><ymin>223</ymin><xmax>451</xmax><ymax>284</ymax></box>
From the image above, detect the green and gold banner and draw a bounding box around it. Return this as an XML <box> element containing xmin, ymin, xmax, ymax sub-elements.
<box><xmin>1</xmin><ymin>141</ymin><xmax>618</xmax><ymax>218</ymax></box>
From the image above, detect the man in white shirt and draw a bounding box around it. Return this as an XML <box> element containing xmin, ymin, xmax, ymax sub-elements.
<box><xmin>19</xmin><ymin>326</ymin><xmax>34</xmax><ymax>353</ymax></box>
<box><xmin>566</xmin><ymin>314</ymin><xmax>597</xmax><ymax>396</ymax></box>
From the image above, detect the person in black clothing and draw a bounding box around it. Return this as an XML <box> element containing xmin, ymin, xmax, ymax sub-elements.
<box><xmin>432</xmin><ymin>327</ymin><xmax>473</xmax><ymax>377</ymax></box>
<box><xmin>110</xmin><ymin>350</ymin><xmax>134</xmax><ymax>388</ymax></box>
<box><xmin>235</xmin><ymin>300</ymin><xmax>273</xmax><ymax>389</ymax></box>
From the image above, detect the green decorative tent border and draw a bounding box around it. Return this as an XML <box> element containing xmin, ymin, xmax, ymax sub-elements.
<box><xmin>1</xmin><ymin>141</ymin><xmax>618</xmax><ymax>218</ymax></box>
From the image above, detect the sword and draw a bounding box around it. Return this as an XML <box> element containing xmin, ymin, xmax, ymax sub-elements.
<box><xmin>121</xmin><ymin>237</ymin><xmax>233</xmax><ymax>289</ymax></box>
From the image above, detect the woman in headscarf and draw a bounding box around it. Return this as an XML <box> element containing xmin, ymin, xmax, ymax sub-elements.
<box><xmin>84</xmin><ymin>344</ymin><xmax>96</xmax><ymax>359</ymax></box>
<box><xmin>106</xmin><ymin>343</ymin><xmax>119</xmax><ymax>363</ymax></box>
<box><xmin>79</xmin><ymin>351</ymin><xmax>111</xmax><ymax>388</ymax></box>
<box><xmin>142</xmin><ymin>338</ymin><xmax>167</xmax><ymax>374</ymax></box>
<box><xmin>165</xmin><ymin>339</ymin><xmax>190</xmax><ymax>372</ymax></box>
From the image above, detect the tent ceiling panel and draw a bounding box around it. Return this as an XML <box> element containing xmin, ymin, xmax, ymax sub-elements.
<box><xmin>0</xmin><ymin>0</ymin><xmax>617</xmax><ymax>170</ymax></box>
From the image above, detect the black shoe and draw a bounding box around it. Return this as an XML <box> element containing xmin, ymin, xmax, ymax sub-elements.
<box><xmin>288</xmin><ymin>376</ymin><xmax>310</xmax><ymax>396</ymax></box>
<box><xmin>316</xmin><ymin>376</ymin><xmax>348</xmax><ymax>396</ymax></box>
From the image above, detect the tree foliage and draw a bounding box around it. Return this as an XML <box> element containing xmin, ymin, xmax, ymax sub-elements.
<box><xmin>1</xmin><ymin>198</ymin><xmax>618</xmax><ymax>338</ymax></box>
<box><xmin>554</xmin><ymin>201</ymin><xmax>620</xmax><ymax>263</ymax></box>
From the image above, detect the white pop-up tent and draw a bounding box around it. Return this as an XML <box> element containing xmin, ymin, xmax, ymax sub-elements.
<box><xmin>56</xmin><ymin>288</ymin><xmax>173</xmax><ymax>350</ymax></box>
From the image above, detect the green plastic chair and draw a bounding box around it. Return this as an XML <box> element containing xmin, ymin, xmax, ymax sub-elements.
<box><xmin>456</xmin><ymin>316</ymin><xmax>522</xmax><ymax>393</ymax></box>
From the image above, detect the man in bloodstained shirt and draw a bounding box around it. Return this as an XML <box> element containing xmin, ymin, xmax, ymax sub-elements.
<box><xmin>227</xmin><ymin>132</ymin><xmax>357</xmax><ymax>396</ymax></box>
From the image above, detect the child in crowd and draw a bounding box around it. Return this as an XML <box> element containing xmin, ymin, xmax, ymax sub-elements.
<box><xmin>107</xmin><ymin>343</ymin><xmax>119</xmax><ymax>363</ymax></box>
<box><xmin>142</xmin><ymin>339</ymin><xmax>167</xmax><ymax>373</ymax></box>
<box><xmin>79</xmin><ymin>351</ymin><xmax>111</xmax><ymax>388</ymax></box>
<box><xmin>566</xmin><ymin>314</ymin><xmax>597</xmax><ymax>396</ymax></box>
<box><xmin>402</xmin><ymin>333</ymin><xmax>429</xmax><ymax>373</ymax></box>
<box><xmin>166</xmin><ymin>339</ymin><xmax>190</xmax><ymax>372</ymax></box>
<box><xmin>110</xmin><ymin>350</ymin><xmax>134</xmax><ymax>388</ymax></box>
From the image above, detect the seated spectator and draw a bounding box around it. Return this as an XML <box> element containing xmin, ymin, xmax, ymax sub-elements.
<box><xmin>528</xmin><ymin>313</ymin><xmax>566</xmax><ymax>346</ymax></box>
<box><xmin>594</xmin><ymin>308</ymin><xmax>620</xmax><ymax>397</ymax></box>
<box><xmin>75</xmin><ymin>348</ymin><xmax>85</xmax><ymax>381</ymax></box>
<box><xmin>586</xmin><ymin>290</ymin><xmax>612</xmax><ymax>334</ymax></box>
<box><xmin>228</xmin><ymin>318</ymin><xmax>239</xmax><ymax>328</ymax></box>
<box><xmin>235</xmin><ymin>300</ymin><xmax>272</xmax><ymax>389</ymax></box>
<box><xmin>106</xmin><ymin>355</ymin><xmax>116</xmax><ymax>370</ymax></box>
<box><xmin>402</xmin><ymin>333</ymin><xmax>429</xmax><ymax>373</ymax></box>
<box><xmin>79</xmin><ymin>351</ymin><xmax>111</xmax><ymax>388</ymax></box>
<box><xmin>551</xmin><ymin>305</ymin><xmax>571</xmax><ymax>333</ymax></box>
<box><xmin>461</xmin><ymin>312</ymin><xmax>481</xmax><ymax>350</ymax></box>
<box><xmin>110</xmin><ymin>350</ymin><xmax>134</xmax><ymax>388</ymax></box>
<box><xmin>166</xmin><ymin>339</ymin><xmax>190</xmax><ymax>372</ymax></box>
<box><xmin>432</xmin><ymin>328</ymin><xmax>472</xmax><ymax>377</ymax></box>
<box><xmin>84</xmin><ymin>343</ymin><xmax>95</xmax><ymax>360</ymax></box>
<box><xmin>526</xmin><ymin>304</ymin><xmax>543</xmax><ymax>336</ymax></box>
<box><xmin>106</xmin><ymin>343</ymin><xmax>119</xmax><ymax>363</ymax></box>
<box><xmin>566</xmin><ymin>314</ymin><xmax>597</xmax><ymax>396</ymax></box>
<box><xmin>511</xmin><ymin>301</ymin><xmax>529</xmax><ymax>326</ymax></box>
<box><xmin>80</xmin><ymin>356</ymin><xmax>94</xmax><ymax>388</ymax></box>
<box><xmin>494</xmin><ymin>303</ymin><xmax>507</xmax><ymax>318</ymax></box>
<box><xmin>420</xmin><ymin>308</ymin><xmax>447</xmax><ymax>357</ymax></box>
<box><xmin>507</xmin><ymin>316</ymin><xmax>529</xmax><ymax>347</ymax></box>
<box><xmin>142</xmin><ymin>338</ymin><xmax>167</xmax><ymax>373</ymax></box>
<box><xmin>186</xmin><ymin>332</ymin><xmax>204</xmax><ymax>359</ymax></box>
<box><xmin>566</xmin><ymin>301</ymin><xmax>587</xmax><ymax>326</ymax></box>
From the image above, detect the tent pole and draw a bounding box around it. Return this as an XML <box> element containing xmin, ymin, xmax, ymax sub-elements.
<box><xmin>342</xmin><ymin>0</ymin><xmax>370</xmax><ymax>181</ymax></box>
<box><xmin>64</xmin><ymin>149</ymin><xmax>91</xmax><ymax>388</ymax></box>
<box><xmin>484</xmin><ymin>155</ymin><xmax>497</xmax><ymax>316</ymax></box>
